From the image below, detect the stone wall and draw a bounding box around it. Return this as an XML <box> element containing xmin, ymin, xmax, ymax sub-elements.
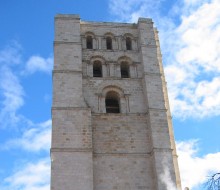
<box><xmin>51</xmin><ymin>14</ymin><xmax>182</xmax><ymax>190</ymax></box>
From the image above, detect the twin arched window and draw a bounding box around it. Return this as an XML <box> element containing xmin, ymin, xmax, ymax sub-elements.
<box><xmin>86</xmin><ymin>35</ymin><xmax>113</xmax><ymax>50</ymax></box>
<box><xmin>105</xmin><ymin>91</ymin><xmax>120</xmax><ymax>113</ymax></box>
<box><xmin>92</xmin><ymin>60</ymin><xmax>130</xmax><ymax>78</ymax></box>
<box><xmin>85</xmin><ymin>32</ymin><xmax>134</xmax><ymax>51</ymax></box>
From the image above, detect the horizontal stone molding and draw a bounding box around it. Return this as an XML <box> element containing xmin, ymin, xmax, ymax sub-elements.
<box><xmin>51</xmin><ymin>148</ymin><xmax>92</xmax><ymax>152</ymax></box>
<box><xmin>52</xmin><ymin>107</ymin><xmax>91</xmax><ymax>110</ymax></box>
<box><xmin>82</xmin><ymin>76</ymin><xmax>142</xmax><ymax>81</ymax></box>
<box><xmin>91</xmin><ymin>112</ymin><xmax>147</xmax><ymax>116</ymax></box>
<box><xmin>140</xmin><ymin>44</ymin><xmax>157</xmax><ymax>48</ymax></box>
<box><xmin>82</xmin><ymin>48</ymin><xmax>139</xmax><ymax>53</ymax></box>
<box><xmin>143</xmin><ymin>72</ymin><xmax>162</xmax><ymax>76</ymax></box>
<box><xmin>54</xmin><ymin>40</ymin><xmax>82</xmax><ymax>44</ymax></box>
<box><xmin>53</xmin><ymin>70</ymin><xmax>82</xmax><ymax>74</ymax></box>
<box><xmin>147</xmin><ymin>107</ymin><xmax>167</xmax><ymax>112</ymax></box>
<box><xmin>93</xmin><ymin>153</ymin><xmax>150</xmax><ymax>157</ymax></box>
<box><xmin>149</xmin><ymin>148</ymin><xmax>173</xmax><ymax>154</ymax></box>
<box><xmin>80</xmin><ymin>21</ymin><xmax>137</xmax><ymax>28</ymax></box>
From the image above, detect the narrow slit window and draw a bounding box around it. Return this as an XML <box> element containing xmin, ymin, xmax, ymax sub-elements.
<box><xmin>121</xmin><ymin>62</ymin><xmax>130</xmax><ymax>78</ymax></box>
<box><xmin>126</xmin><ymin>37</ymin><xmax>132</xmax><ymax>50</ymax></box>
<box><xmin>86</xmin><ymin>36</ymin><xmax>93</xmax><ymax>49</ymax></box>
<box><xmin>93</xmin><ymin>61</ymin><xmax>102</xmax><ymax>77</ymax></box>
<box><xmin>105</xmin><ymin>92</ymin><xmax>120</xmax><ymax>113</ymax></box>
<box><xmin>106</xmin><ymin>37</ymin><xmax>112</xmax><ymax>50</ymax></box>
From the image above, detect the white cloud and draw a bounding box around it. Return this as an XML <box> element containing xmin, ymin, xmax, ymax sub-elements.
<box><xmin>176</xmin><ymin>0</ymin><xmax>220</xmax><ymax>72</ymax></box>
<box><xmin>1</xmin><ymin>158</ymin><xmax>50</xmax><ymax>190</ymax></box>
<box><xmin>108</xmin><ymin>0</ymin><xmax>220</xmax><ymax>119</ymax></box>
<box><xmin>165</xmin><ymin>66</ymin><xmax>220</xmax><ymax>118</ymax></box>
<box><xmin>0</xmin><ymin>41</ymin><xmax>22</xmax><ymax>65</ymax></box>
<box><xmin>0</xmin><ymin>43</ymin><xmax>25</xmax><ymax>124</ymax></box>
<box><xmin>108</xmin><ymin>0</ymin><xmax>161</xmax><ymax>22</ymax></box>
<box><xmin>0</xmin><ymin>42</ymin><xmax>52</xmax><ymax>190</ymax></box>
<box><xmin>177</xmin><ymin>140</ymin><xmax>220</xmax><ymax>189</ymax></box>
<box><xmin>0</xmin><ymin>42</ymin><xmax>53</xmax><ymax>128</ymax></box>
<box><xmin>0</xmin><ymin>66</ymin><xmax>25</xmax><ymax>128</ymax></box>
<box><xmin>0</xmin><ymin>66</ymin><xmax>24</xmax><ymax>112</ymax></box>
<box><xmin>164</xmin><ymin>0</ymin><xmax>220</xmax><ymax>119</ymax></box>
<box><xmin>3</xmin><ymin>120</ymin><xmax>51</xmax><ymax>152</ymax></box>
<box><xmin>24</xmin><ymin>55</ymin><xmax>53</xmax><ymax>75</ymax></box>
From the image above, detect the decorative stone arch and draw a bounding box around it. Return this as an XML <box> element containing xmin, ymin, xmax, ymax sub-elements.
<box><xmin>83</xmin><ymin>31</ymin><xmax>97</xmax><ymax>49</ymax></box>
<box><xmin>123</xmin><ymin>33</ymin><xmax>134</xmax><ymax>50</ymax></box>
<box><xmin>88</xmin><ymin>55</ymin><xmax>107</xmax><ymax>77</ymax></box>
<box><xmin>90</xmin><ymin>55</ymin><xmax>105</xmax><ymax>64</ymax></box>
<box><xmin>104</xmin><ymin>32</ymin><xmax>115</xmax><ymax>39</ymax></box>
<box><xmin>117</xmin><ymin>56</ymin><xmax>133</xmax><ymax>65</ymax></box>
<box><xmin>117</xmin><ymin>56</ymin><xmax>134</xmax><ymax>78</ymax></box>
<box><xmin>102</xmin><ymin>85</ymin><xmax>124</xmax><ymax>97</ymax></box>
<box><xmin>123</xmin><ymin>33</ymin><xmax>134</xmax><ymax>40</ymax></box>
<box><xmin>97</xmin><ymin>81</ymin><xmax>129</xmax><ymax>95</ymax></box>
<box><xmin>103</xmin><ymin>32</ymin><xmax>116</xmax><ymax>50</ymax></box>
<box><xmin>97</xmin><ymin>85</ymin><xmax>130</xmax><ymax>113</ymax></box>
<box><xmin>122</xmin><ymin>33</ymin><xmax>137</xmax><ymax>50</ymax></box>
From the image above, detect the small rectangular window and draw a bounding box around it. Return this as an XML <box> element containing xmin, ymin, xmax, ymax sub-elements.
<box><xmin>93</xmin><ymin>61</ymin><xmax>102</xmax><ymax>77</ymax></box>
<box><xmin>86</xmin><ymin>36</ymin><xmax>93</xmax><ymax>49</ymax></box>
<box><xmin>106</xmin><ymin>37</ymin><xmax>112</xmax><ymax>50</ymax></box>
<box><xmin>121</xmin><ymin>62</ymin><xmax>130</xmax><ymax>78</ymax></box>
<box><xmin>126</xmin><ymin>37</ymin><xmax>132</xmax><ymax>50</ymax></box>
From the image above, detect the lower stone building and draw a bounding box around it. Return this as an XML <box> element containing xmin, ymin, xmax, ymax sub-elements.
<box><xmin>51</xmin><ymin>14</ymin><xmax>182</xmax><ymax>190</ymax></box>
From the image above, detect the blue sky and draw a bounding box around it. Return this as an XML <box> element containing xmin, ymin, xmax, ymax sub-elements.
<box><xmin>0</xmin><ymin>0</ymin><xmax>220</xmax><ymax>190</ymax></box>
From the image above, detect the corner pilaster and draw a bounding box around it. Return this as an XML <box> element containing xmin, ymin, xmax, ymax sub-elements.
<box><xmin>51</xmin><ymin>14</ymin><xmax>93</xmax><ymax>190</ymax></box>
<box><xmin>138</xmin><ymin>18</ymin><xmax>179</xmax><ymax>190</ymax></box>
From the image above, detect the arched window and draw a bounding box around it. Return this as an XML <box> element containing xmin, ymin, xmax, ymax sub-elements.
<box><xmin>105</xmin><ymin>91</ymin><xmax>120</xmax><ymax>113</ymax></box>
<box><xmin>106</xmin><ymin>37</ymin><xmax>112</xmax><ymax>50</ymax></box>
<box><xmin>126</xmin><ymin>37</ymin><xmax>132</xmax><ymax>50</ymax></box>
<box><xmin>120</xmin><ymin>62</ymin><xmax>130</xmax><ymax>78</ymax></box>
<box><xmin>86</xmin><ymin>36</ymin><xmax>93</xmax><ymax>49</ymax></box>
<box><xmin>93</xmin><ymin>61</ymin><xmax>102</xmax><ymax>77</ymax></box>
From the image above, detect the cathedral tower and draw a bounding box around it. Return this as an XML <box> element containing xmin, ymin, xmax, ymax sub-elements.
<box><xmin>51</xmin><ymin>14</ymin><xmax>181</xmax><ymax>190</ymax></box>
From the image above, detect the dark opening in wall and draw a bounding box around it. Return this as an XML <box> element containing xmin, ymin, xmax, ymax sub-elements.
<box><xmin>105</xmin><ymin>91</ymin><xmax>120</xmax><ymax>113</ymax></box>
<box><xmin>106</xmin><ymin>37</ymin><xmax>112</xmax><ymax>50</ymax></box>
<box><xmin>93</xmin><ymin>61</ymin><xmax>102</xmax><ymax>77</ymax></box>
<box><xmin>86</xmin><ymin>36</ymin><xmax>93</xmax><ymax>49</ymax></box>
<box><xmin>126</xmin><ymin>37</ymin><xmax>132</xmax><ymax>50</ymax></box>
<box><xmin>121</xmin><ymin>62</ymin><xmax>130</xmax><ymax>78</ymax></box>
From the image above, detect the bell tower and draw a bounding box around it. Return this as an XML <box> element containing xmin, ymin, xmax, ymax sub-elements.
<box><xmin>51</xmin><ymin>14</ymin><xmax>181</xmax><ymax>190</ymax></box>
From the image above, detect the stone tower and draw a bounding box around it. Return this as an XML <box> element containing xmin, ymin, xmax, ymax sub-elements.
<box><xmin>51</xmin><ymin>14</ymin><xmax>181</xmax><ymax>190</ymax></box>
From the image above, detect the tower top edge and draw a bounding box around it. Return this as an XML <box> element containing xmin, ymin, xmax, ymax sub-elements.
<box><xmin>138</xmin><ymin>17</ymin><xmax>153</xmax><ymax>24</ymax></box>
<box><xmin>54</xmin><ymin>14</ymin><xmax>153</xmax><ymax>25</ymax></box>
<box><xmin>55</xmin><ymin>14</ymin><xmax>80</xmax><ymax>19</ymax></box>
